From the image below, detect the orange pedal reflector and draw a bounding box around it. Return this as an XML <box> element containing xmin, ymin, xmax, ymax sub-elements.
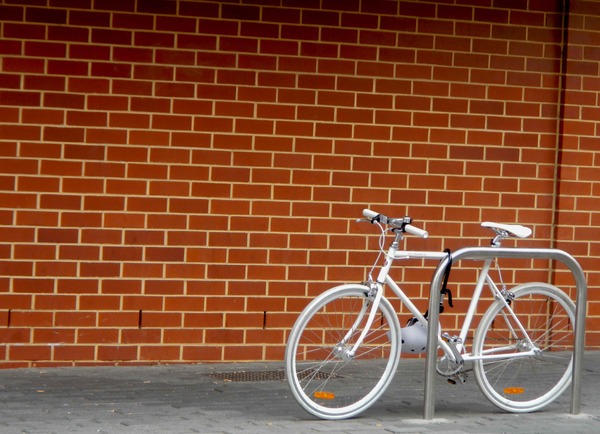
<box><xmin>504</xmin><ymin>387</ymin><xmax>525</xmax><ymax>395</ymax></box>
<box><xmin>314</xmin><ymin>391</ymin><xmax>335</xmax><ymax>400</ymax></box>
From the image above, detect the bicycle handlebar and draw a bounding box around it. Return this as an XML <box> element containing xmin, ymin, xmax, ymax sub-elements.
<box><xmin>404</xmin><ymin>224</ymin><xmax>429</xmax><ymax>239</ymax></box>
<box><xmin>362</xmin><ymin>209</ymin><xmax>429</xmax><ymax>239</ymax></box>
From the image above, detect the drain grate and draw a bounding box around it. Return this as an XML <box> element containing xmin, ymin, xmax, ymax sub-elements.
<box><xmin>210</xmin><ymin>370</ymin><xmax>286</xmax><ymax>382</ymax></box>
<box><xmin>209</xmin><ymin>369</ymin><xmax>335</xmax><ymax>382</ymax></box>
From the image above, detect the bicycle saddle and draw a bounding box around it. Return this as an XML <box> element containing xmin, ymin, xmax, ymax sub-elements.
<box><xmin>481</xmin><ymin>222</ymin><xmax>532</xmax><ymax>238</ymax></box>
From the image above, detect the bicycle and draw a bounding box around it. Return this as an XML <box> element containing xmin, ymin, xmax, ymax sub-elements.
<box><xmin>284</xmin><ymin>209</ymin><xmax>576</xmax><ymax>420</ymax></box>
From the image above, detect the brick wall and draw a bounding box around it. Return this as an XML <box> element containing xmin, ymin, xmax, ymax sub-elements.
<box><xmin>557</xmin><ymin>0</ymin><xmax>600</xmax><ymax>337</ymax></box>
<box><xmin>0</xmin><ymin>0</ymin><xmax>598</xmax><ymax>367</ymax></box>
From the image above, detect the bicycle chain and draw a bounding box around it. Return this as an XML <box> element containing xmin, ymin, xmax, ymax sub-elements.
<box><xmin>436</xmin><ymin>366</ymin><xmax>474</xmax><ymax>376</ymax></box>
<box><xmin>436</xmin><ymin>362</ymin><xmax>474</xmax><ymax>384</ymax></box>
<box><xmin>436</xmin><ymin>354</ymin><xmax>473</xmax><ymax>378</ymax></box>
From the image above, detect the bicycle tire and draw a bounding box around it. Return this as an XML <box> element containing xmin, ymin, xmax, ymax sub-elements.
<box><xmin>472</xmin><ymin>282</ymin><xmax>575</xmax><ymax>412</ymax></box>
<box><xmin>285</xmin><ymin>284</ymin><xmax>401</xmax><ymax>420</ymax></box>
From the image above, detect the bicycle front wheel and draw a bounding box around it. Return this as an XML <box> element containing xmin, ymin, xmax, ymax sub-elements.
<box><xmin>473</xmin><ymin>282</ymin><xmax>575</xmax><ymax>412</ymax></box>
<box><xmin>285</xmin><ymin>284</ymin><xmax>401</xmax><ymax>420</ymax></box>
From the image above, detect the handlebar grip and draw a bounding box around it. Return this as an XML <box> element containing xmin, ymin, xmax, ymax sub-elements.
<box><xmin>362</xmin><ymin>209</ymin><xmax>379</xmax><ymax>219</ymax></box>
<box><xmin>404</xmin><ymin>224</ymin><xmax>429</xmax><ymax>239</ymax></box>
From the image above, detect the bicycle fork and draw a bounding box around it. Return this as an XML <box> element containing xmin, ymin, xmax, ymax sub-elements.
<box><xmin>340</xmin><ymin>233</ymin><xmax>402</xmax><ymax>359</ymax></box>
<box><xmin>337</xmin><ymin>282</ymin><xmax>383</xmax><ymax>360</ymax></box>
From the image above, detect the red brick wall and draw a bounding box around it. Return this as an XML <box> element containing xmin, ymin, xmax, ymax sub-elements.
<box><xmin>0</xmin><ymin>0</ymin><xmax>598</xmax><ymax>367</ymax></box>
<box><xmin>557</xmin><ymin>0</ymin><xmax>600</xmax><ymax>337</ymax></box>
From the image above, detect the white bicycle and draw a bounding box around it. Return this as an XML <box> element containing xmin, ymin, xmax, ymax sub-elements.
<box><xmin>285</xmin><ymin>209</ymin><xmax>576</xmax><ymax>420</ymax></box>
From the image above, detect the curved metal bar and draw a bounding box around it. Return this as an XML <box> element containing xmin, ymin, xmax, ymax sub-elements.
<box><xmin>423</xmin><ymin>247</ymin><xmax>587</xmax><ymax>420</ymax></box>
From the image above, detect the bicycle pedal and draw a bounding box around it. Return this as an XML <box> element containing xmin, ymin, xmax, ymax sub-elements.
<box><xmin>447</xmin><ymin>372</ymin><xmax>468</xmax><ymax>385</ymax></box>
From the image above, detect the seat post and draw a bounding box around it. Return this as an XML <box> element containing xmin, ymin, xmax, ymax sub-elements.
<box><xmin>491</xmin><ymin>234</ymin><xmax>503</xmax><ymax>247</ymax></box>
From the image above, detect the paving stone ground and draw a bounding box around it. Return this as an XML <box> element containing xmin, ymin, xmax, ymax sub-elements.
<box><xmin>0</xmin><ymin>352</ymin><xmax>598</xmax><ymax>434</ymax></box>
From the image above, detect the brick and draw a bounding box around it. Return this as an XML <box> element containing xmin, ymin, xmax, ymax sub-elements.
<box><xmin>205</xmin><ymin>329</ymin><xmax>244</xmax><ymax>345</ymax></box>
<box><xmin>12</xmin><ymin>277</ymin><xmax>47</xmax><ymax>297</ymax></box>
<box><xmin>139</xmin><ymin>345</ymin><xmax>181</xmax><ymax>361</ymax></box>
<box><xmin>0</xmin><ymin>107</ymin><xmax>19</xmax><ymax>125</ymax></box>
<box><xmin>53</xmin><ymin>345</ymin><xmax>96</xmax><ymax>361</ymax></box>
<box><xmin>225</xmin><ymin>312</ymin><xmax>264</xmax><ymax>329</ymax></box>
<box><xmin>90</xmin><ymin>28</ymin><xmax>131</xmax><ymax>46</ymax></box>
<box><xmin>0</xmin><ymin>90</ymin><xmax>41</xmax><ymax>107</ymax></box>
<box><xmin>0</xmin><ymin>41</ymin><xmax>22</xmax><ymax>60</ymax></box>
<box><xmin>109</xmin><ymin>11</ymin><xmax>152</xmax><ymax>29</ymax></box>
<box><xmin>119</xmin><ymin>329</ymin><xmax>160</xmax><ymax>344</ymax></box>
<box><xmin>43</xmin><ymin>92</ymin><xmax>85</xmax><ymax>110</ymax></box>
<box><xmin>139</xmin><ymin>312</ymin><xmax>181</xmax><ymax>328</ymax></box>
<box><xmin>107</xmin><ymin>113</ymin><xmax>148</xmax><ymax>129</ymax></box>
<box><xmin>21</xmin><ymin>110</ymin><xmax>64</xmax><ymax>128</ymax></box>
<box><xmin>24</xmin><ymin>41</ymin><xmax>67</xmax><ymax>59</ymax></box>
<box><xmin>221</xmin><ymin>3</ymin><xmax>259</xmax><ymax>20</ymax></box>
<box><xmin>144</xmin><ymin>247</ymin><xmax>184</xmax><ymax>263</ymax></box>
<box><xmin>133</xmin><ymin>32</ymin><xmax>173</xmax><ymax>50</ymax></box>
<box><xmin>0</xmin><ymin>4</ymin><xmax>24</xmax><ymax>20</ymax></box>
<box><xmin>76</xmin><ymin>328</ymin><xmax>118</xmax><ymax>344</ymax></box>
<box><xmin>219</xmin><ymin>36</ymin><xmax>259</xmax><ymax>54</ymax></box>
<box><xmin>152</xmin><ymin>114</ymin><xmax>192</xmax><ymax>131</ymax></box>
<box><xmin>240</xmin><ymin>21</ymin><xmax>279</xmax><ymax>39</ymax></box>
<box><xmin>182</xmin><ymin>346</ymin><xmax>222</xmax><ymax>361</ymax></box>
<box><xmin>274</xmin><ymin>120</ymin><xmax>315</xmax><ymax>137</ymax></box>
<box><xmin>260</xmin><ymin>6</ymin><xmax>298</xmax><ymax>23</ymax></box>
<box><xmin>260</xmin><ymin>40</ymin><xmax>299</xmax><ymax>57</ymax></box>
<box><xmin>321</xmin><ymin>27</ymin><xmax>358</xmax><ymax>44</ymax></box>
<box><xmin>155</xmin><ymin>15</ymin><xmax>196</xmax><ymax>32</ymax></box>
<box><xmin>4</xmin><ymin>21</ymin><xmax>47</xmax><ymax>39</ymax></box>
<box><xmin>223</xmin><ymin>345</ymin><xmax>264</xmax><ymax>361</ymax></box>
<box><xmin>97</xmin><ymin>345</ymin><xmax>137</xmax><ymax>361</ymax></box>
<box><xmin>187</xmin><ymin>280</ymin><xmax>227</xmax><ymax>296</ymax></box>
<box><xmin>56</xmin><ymin>278</ymin><xmax>98</xmax><ymax>294</ymax></box>
<box><xmin>178</xmin><ymin>0</ymin><xmax>217</xmax><ymax>16</ymax></box>
<box><xmin>105</xmin><ymin>49</ymin><xmax>150</xmax><ymax>67</ymax></box>
<box><xmin>34</xmin><ymin>294</ymin><xmax>76</xmax><ymax>310</ymax></box>
<box><xmin>0</xmin><ymin>294</ymin><xmax>31</xmax><ymax>310</ymax></box>
<box><xmin>281</xmin><ymin>24</ymin><xmax>319</xmax><ymax>42</ymax></box>
<box><xmin>47</xmin><ymin>59</ymin><xmax>89</xmax><ymax>76</ymax></box>
<box><xmin>161</xmin><ymin>329</ymin><xmax>201</xmax><ymax>344</ymax></box>
<box><xmin>341</xmin><ymin>12</ymin><xmax>378</xmax><ymax>29</ymax></box>
<box><xmin>33</xmin><ymin>327</ymin><xmax>76</xmax><ymax>344</ymax></box>
<box><xmin>66</xmin><ymin>110</ymin><xmax>108</xmax><ymax>127</ymax></box>
<box><xmin>129</xmin><ymin>96</ymin><xmax>171</xmax><ymax>113</ymax></box>
<box><xmin>35</xmin><ymin>259</ymin><xmax>78</xmax><ymax>277</ymax></box>
<box><xmin>42</xmin><ymin>126</ymin><xmax>84</xmax><ymax>142</ymax></box>
<box><xmin>474</xmin><ymin>7</ymin><xmax>509</xmax><ymax>23</ymax></box>
<box><xmin>120</xmin><ymin>295</ymin><xmax>162</xmax><ymax>311</ymax></box>
<box><xmin>9</xmin><ymin>345</ymin><xmax>52</xmax><ymax>361</ymax></box>
<box><xmin>136</xmin><ymin>0</ymin><xmax>177</xmax><ymax>15</ymax></box>
<box><xmin>98</xmin><ymin>311</ymin><xmax>138</xmax><ymax>327</ymax></box>
<box><xmin>0</xmin><ymin>124</ymin><xmax>40</xmax><ymax>141</ymax></box>
<box><xmin>139</xmin><ymin>280</ymin><xmax>182</xmax><ymax>297</ymax></box>
<box><xmin>48</xmin><ymin>24</ymin><xmax>89</xmax><ymax>43</ymax></box>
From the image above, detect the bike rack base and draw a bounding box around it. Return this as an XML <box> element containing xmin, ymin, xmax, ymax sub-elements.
<box><xmin>423</xmin><ymin>247</ymin><xmax>587</xmax><ymax>420</ymax></box>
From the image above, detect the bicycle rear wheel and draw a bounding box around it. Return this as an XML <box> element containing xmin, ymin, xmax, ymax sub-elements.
<box><xmin>472</xmin><ymin>282</ymin><xmax>575</xmax><ymax>412</ymax></box>
<box><xmin>285</xmin><ymin>284</ymin><xmax>401</xmax><ymax>420</ymax></box>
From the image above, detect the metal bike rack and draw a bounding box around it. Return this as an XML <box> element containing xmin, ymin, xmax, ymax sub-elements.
<box><xmin>423</xmin><ymin>247</ymin><xmax>587</xmax><ymax>420</ymax></box>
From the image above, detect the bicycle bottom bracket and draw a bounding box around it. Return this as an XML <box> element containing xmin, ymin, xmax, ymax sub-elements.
<box><xmin>436</xmin><ymin>355</ymin><xmax>464</xmax><ymax>376</ymax></box>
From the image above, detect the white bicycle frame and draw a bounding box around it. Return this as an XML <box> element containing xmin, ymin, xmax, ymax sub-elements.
<box><xmin>349</xmin><ymin>233</ymin><xmax>539</xmax><ymax>364</ymax></box>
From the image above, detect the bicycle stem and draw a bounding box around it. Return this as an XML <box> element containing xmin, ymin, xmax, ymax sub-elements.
<box><xmin>376</xmin><ymin>231</ymin><xmax>403</xmax><ymax>284</ymax></box>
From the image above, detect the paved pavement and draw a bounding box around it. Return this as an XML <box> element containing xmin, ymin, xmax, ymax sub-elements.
<box><xmin>0</xmin><ymin>353</ymin><xmax>599</xmax><ymax>434</ymax></box>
